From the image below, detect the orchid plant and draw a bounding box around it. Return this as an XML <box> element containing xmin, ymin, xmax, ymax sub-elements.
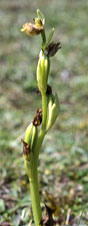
<box><xmin>21</xmin><ymin>9</ymin><xmax>61</xmax><ymax>226</ymax></box>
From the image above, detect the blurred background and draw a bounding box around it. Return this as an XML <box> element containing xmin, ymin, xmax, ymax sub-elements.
<box><xmin>0</xmin><ymin>0</ymin><xmax>88</xmax><ymax>225</ymax></box>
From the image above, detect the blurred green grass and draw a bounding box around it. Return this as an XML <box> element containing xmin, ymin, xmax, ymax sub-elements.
<box><xmin>0</xmin><ymin>0</ymin><xmax>88</xmax><ymax>225</ymax></box>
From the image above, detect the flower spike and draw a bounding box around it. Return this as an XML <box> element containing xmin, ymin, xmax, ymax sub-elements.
<box><xmin>21</xmin><ymin>9</ymin><xmax>61</xmax><ymax>226</ymax></box>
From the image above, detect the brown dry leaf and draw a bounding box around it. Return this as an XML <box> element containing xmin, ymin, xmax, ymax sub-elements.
<box><xmin>40</xmin><ymin>205</ymin><xmax>55</xmax><ymax>226</ymax></box>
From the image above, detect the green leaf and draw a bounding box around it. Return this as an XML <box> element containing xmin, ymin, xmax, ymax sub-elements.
<box><xmin>21</xmin><ymin>207</ymin><xmax>30</xmax><ymax>222</ymax></box>
<box><xmin>45</xmin><ymin>28</ymin><xmax>55</xmax><ymax>48</ymax></box>
<box><xmin>0</xmin><ymin>199</ymin><xmax>5</xmax><ymax>213</ymax></box>
<box><xmin>37</xmin><ymin>9</ymin><xmax>45</xmax><ymax>25</ymax></box>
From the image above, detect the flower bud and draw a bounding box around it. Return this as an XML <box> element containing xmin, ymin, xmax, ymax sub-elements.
<box><xmin>22</xmin><ymin>138</ymin><xmax>33</xmax><ymax>178</ymax></box>
<box><xmin>46</xmin><ymin>94</ymin><xmax>60</xmax><ymax>131</ymax></box>
<box><xmin>24</xmin><ymin>123</ymin><xmax>38</xmax><ymax>152</ymax></box>
<box><xmin>25</xmin><ymin>123</ymin><xmax>33</xmax><ymax>145</ymax></box>
<box><xmin>23</xmin><ymin>123</ymin><xmax>38</xmax><ymax>178</ymax></box>
<box><xmin>36</xmin><ymin>50</ymin><xmax>50</xmax><ymax>94</ymax></box>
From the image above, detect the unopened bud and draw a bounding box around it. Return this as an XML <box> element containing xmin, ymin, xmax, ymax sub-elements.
<box><xmin>36</xmin><ymin>50</ymin><xmax>50</xmax><ymax>94</ymax></box>
<box><xmin>22</xmin><ymin>138</ymin><xmax>33</xmax><ymax>178</ymax></box>
<box><xmin>25</xmin><ymin>123</ymin><xmax>33</xmax><ymax>145</ymax></box>
<box><xmin>24</xmin><ymin>122</ymin><xmax>38</xmax><ymax>153</ymax></box>
<box><xmin>46</xmin><ymin>94</ymin><xmax>60</xmax><ymax>131</ymax></box>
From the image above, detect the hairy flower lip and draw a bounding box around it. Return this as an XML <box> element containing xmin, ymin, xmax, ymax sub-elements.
<box><xmin>21</xmin><ymin>22</ymin><xmax>43</xmax><ymax>36</ymax></box>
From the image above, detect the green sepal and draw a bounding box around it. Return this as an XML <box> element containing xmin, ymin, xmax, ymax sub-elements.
<box><xmin>31</xmin><ymin>126</ymin><xmax>38</xmax><ymax>153</ymax></box>
<box><xmin>37</xmin><ymin>9</ymin><xmax>45</xmax><ymax>25</ymax></box>
<box><xmin>45</xmin><ymin>28</ymin><xmax>55</xmax><ymax>48</ymax></box>
<box><xmin>23</xmin><ymin>154</ymin><xmax>34</xmax><ymax>180</ymax></box>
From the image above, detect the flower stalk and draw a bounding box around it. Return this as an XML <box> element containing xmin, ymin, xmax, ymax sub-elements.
<box><xmin>21</xmin><ymin>9</ymin><xmax>61</xmax><ymax>226</ymax></box>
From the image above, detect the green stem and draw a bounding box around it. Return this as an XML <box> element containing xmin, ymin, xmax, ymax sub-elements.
<box><xmin>29</xmin><ymin>166</ymin><xmax>42</xmax><ymax>226</ymax></box>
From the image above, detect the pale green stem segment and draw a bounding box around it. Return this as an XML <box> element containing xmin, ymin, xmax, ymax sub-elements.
<box><xmin>29</xmin><ymin>167</ymin><xmax>42</xmax><ymax>226</ymax></box>
<box><xmin>24</xmin><ymin>155</ymin><xmax>42</xmax><ymax>226</ymax></box>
